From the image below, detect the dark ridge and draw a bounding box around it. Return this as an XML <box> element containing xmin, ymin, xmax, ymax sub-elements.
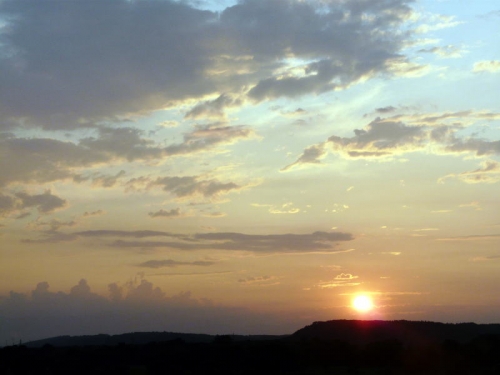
<box><xmin>24</xmin><ymin>331</ymin><xmax>285</xmax><ymax>348</ymax></box>
<box><xmin>290</xmin><ymin>319</ymin><xmax>500</xmax><ymax>345</ymax></box>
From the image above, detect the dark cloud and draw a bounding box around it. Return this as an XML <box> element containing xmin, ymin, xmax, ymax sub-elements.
<box><xmin>150</xmin><ymin>175</ymin><xmax>242</xmax><ymax>199</ymax></box>
<box><xmin>0</xmin><ymin>0</ymin><xmax>217</xmax><ymax>130</ymax></box>
<box><xmin>162</xmin><ymin>124</ymin><xmax>255</xmax><ymax>157</ymax></box>
<box><xmin>0</xmin><ymin>125</ymin><xmax>252</xmax><ymax>187</ymax></box>
<box><xmin>0</xmin><ymin>279</ymin><xmax>300</xmax><ymax>343</ymax></box>
<box><xmin>24</xmin><ymin>229</ymin><xmax>354</xmax><ymax>254</ymax></box>
<box><xmin>283</xmin><ymin>110</ymin><xmax>500</xmax><ymax>168</ymax></box>
<box><xmin>445</xmin><ymin>138</ymin><xmax>500</xmax><ymax>157</ymax></box>
<box><xmin>137</xmin><ymin>259</ymin><xmax>215</xmax><ymax>268</ymax></box>
<box><xmin>0</xmin><ymin>190</ymin><xmax>66</xmax><ymax>216</ymax></box>
<box><xmin>0</xmin><ymin>194</ymin><xmax>16</xmax><ymax>215</ymax></box>
<box><xmin>83</xmin><ymin>210</ymin><xmax>105</xmax><ymax>217</ymax></box>
<box><xmin>281</xmin><ymin>143</ymin><xmax>327</xmax><ymax>171</ymax></box>
<box><xmin>15</xmin><ymin>190</ymin><xmax>66</xmax><ymax>213</ymax></box>
<box><xmin>328</xmin><ymin>118</ymin><xmax>427</xmax><ymax>158</ymax></box>
<box><xmin>417</xmin><ymin>45</ymin><xmax>462</xmax><ymax>58</ymax></box>
<box><xmin>74</xmin><ymin>170</ymin><xmax>126</xmax><ymax>188</ymax></box>
<box><xmin>0</xmin><ymin>135</ymin><xmax>107</xmax><ymax>187</ymax></box>
<box><xmin>0</xmin><ymin>0</ymin><xmax>415</xmax><ymax>130</ymax></box>
<box><xmin>185</xmin><ymin>94</ymin><xmax>242</xmax><ymax>120</ymax></box>
<box><xmin>375</xmin><ymin>106</ymin><xmax>397</xmax><ymax>114</ymax></box>
<box><xmin>148</xmin><ymin>208</ymin><xmax>182</xmax><ymax>218</ymax></box>
<box><xmin>79</xmin><ymin>127</ymin><xmax>164</xmax><ymax>161</ymax></box>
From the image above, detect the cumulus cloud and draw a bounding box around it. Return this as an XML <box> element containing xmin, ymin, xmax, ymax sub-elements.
<box><xmin>24</xmin><ymin>229</ymin><xmax>354</xmax><ymax>254</ymax></box>
<box><xmin>0</xmin><ymin>278</ymin><xmax>301</xmax><ymax>343</ymax></box>
<box><xmin>0</xmin><ymin>0</ymin><xmax>417</xmax><ymax>131</ymax></box>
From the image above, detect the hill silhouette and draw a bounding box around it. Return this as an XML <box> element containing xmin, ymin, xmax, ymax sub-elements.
<box><xmin>24</xmin><ymin>331</ymin><xmax>284</xmax><ymax>348</ymax></box>
<box><xmin>5</xmin><ymin>320</ymin><xmax>500</xmax><ymax>374</ymax></box>
<box><xmin>291</xmin><ymin>319</ymin><xmax>500</xmax><ymax>345</ymax></box>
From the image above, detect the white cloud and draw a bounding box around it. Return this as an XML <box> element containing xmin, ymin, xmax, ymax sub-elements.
<box><xmin>473</xmin><ymin>60</ymin><xmax>500</xmax><ymax>73</ymax></box>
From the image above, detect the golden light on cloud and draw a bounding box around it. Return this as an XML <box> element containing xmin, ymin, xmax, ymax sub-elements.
<box><xmin>352</xmin><ymin>295</ymin><xmax>374</xmax><ymax>313</ymax></box>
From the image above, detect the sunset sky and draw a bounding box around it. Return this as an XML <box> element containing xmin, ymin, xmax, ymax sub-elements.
<box><xmin>1</xmin><ymin>0</ymin><xmax>499</xmax><ymax>344</ymax></box>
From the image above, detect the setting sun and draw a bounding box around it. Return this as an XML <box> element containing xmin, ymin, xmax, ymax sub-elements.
<box><xmin>352</xmin><ymin>295</ymin><xmax>373</xmax><ymax>312</ymax></box>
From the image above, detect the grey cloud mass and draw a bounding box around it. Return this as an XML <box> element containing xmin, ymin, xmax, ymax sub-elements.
<box><xmin>0</xmin><ymin>0</ymin><xmax>415</xmax><ymax>130</ymax></box>
<box><xmin>24</xmin><ymin>229</ymin><xmax>354</xmax><ymax>253</ymax></box>
<box><xmin>0</xmin><ymin>124</ymin><xmax>253</xmax><ymax>187</ymax></box>
<box><xmin>150</xmin><ymin>176</ymin><xmax>242</xmax><ymax>199</ymax></box>
<box><xmin>284</xmin><ymin>111</ymin><xmax>500</xmax><ymax>169</ymax></box>
<box><xmin>1</xmin><ymin>279</ymin><xmax>298</xmax><ymax>343</ymax></box>
<box><xmin>148</xmin><ymin>208</ymin><xmax>183</xmax><ymax>218</ymax></box>
<box><xmin>0</xmin><ymin>190</ymin><xmax>66</xmax><ymax>216</ymax></box>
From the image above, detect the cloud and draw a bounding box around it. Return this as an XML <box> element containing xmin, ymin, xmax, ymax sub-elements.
<box><xmin>0</xmin><ymin>0</ymin><xmax>417</xmax><ymax>130</ymax></box>
<box><xmin>437</xmin><ymin>234</ymin><xmax>500</xmax><ymax>242</ymax></box>
<box><xmin>283</xmin><ymin>110</ymin><xmax>500</xmax><ymax>168</ymax></box>
<box><xmin>83</xmin><ymin>210</ymin><xmax>105</xmax><ymax>217</ymax></box>
<box><xmin>444</xmin><ymin>139</ymin><xmax>500</xmax><ymax>157</ymax></box>
<box><xmin>148</xmin><ymin>208</ymin><xmax>183</xmax><ymax>219</ymax></box>
<box><xmin>162</xmin><ymin>124</ymin><xmax>256</xmax><ymax>157</ymax></box>
<box><xmin>418</xmin><ymin>45</ymin><xmax>463</xmax><ymax>58</ymax></box>
<box><xmin>0</xmin><ymin>190</ymin><xmax>66</xmax><ymax>217</ymax></box>
<box><xmin>74</xmin><ymin>170</ymin><xmax>126</xmax><ymax>188</ymax></box>
<box><xmin>438</xmin><ymin>160</ymin><xmax>500</xmax><ymax>184</ymax></box>
<box><xmin>470</xmin><ymin>255</ymin><xmax>500</xmax><ymax>262</ymax></box>
<box><xmin>238</xmin><ymin>276</ymin><xmax>278</xmax><ymax>285</ymax></box>
<box><xmin>24</xmin><ymin>229</ymin><xmax>354</xmax><ymax>254</ymax></box>
<box><xmin>0</xmin><ymin>135</ymin><xmax>107</xmax><ymax>187</ymax></box>
<box><xmin>0</xmin><ymin>278</ymin><xmax>302</xmax><ymax>343</ymax></box>
<box><xmin>334</xmin><ymin>273</ymin><xmax>358</xmax><ymax>280</ymax></box>
<box><xmin>473</xmin><ymin>60</ymin><xmax>500</xmax><ymax>73</ymax></box>
<box><xmin>317</xmin><ymin>281</ymin><xmax>361</xmax><ymax>288</ymax></box>
<box><xmin>252</xmin><ymin>202</ymin><xmax>300</xmax><ymax>214</ymax></box>
<box><xmin>375</xmin><ymin>106</ymin><xmax>397</xmax><ymax>114</ymax></box>
<box><xmin>0</xmin><ymin>124</ymin><xmax>254</xmax><ymax>188</ymax></box>
<box><xmin>281</xmin><ymin>143</ymin><xmax>327</xmax><ymax>171</ymax></box>
<box><xmin>138</xmin><ymin>259</ymin><xmax>216</xmax><ymax>268</ymax></box>
<box><xmin>185</xmin><ymin>94</ymin><xmax>242</xmax><ymax>120</ymax></box>
<box><xmin>28</xmin><ymin>218</ymin><xmax>77</xmax><ymax>232</ymax></box>
<box><xmin>149</xmin><ymin>175</ymin><xmax>243</xmax><ymax>200</ymax></box>
<box><xmin>327</xmin><ymin>117</ymin><xmax>429</xmax><ymax>158</ymax></box>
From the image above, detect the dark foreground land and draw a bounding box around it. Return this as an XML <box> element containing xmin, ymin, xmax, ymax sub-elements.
<box><xmin>2</xmin><ymin>320</ymin><xmax>500</xmax><ymax>375</ymax></box>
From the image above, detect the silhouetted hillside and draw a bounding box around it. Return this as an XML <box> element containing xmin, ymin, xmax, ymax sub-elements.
<box><xmin>25</xmin><ymin>331</ymin><xmax>284</xmax><ymax>348</ymax></box>
<box><xmin>5</xmin><ymin>320</ymin><xmax>500</xmax><ymax>374</ymax></box>
<box><xmin>291</xmin><ymin>320</ymin><xmax>500</xmax><ymax>345</ymax></box>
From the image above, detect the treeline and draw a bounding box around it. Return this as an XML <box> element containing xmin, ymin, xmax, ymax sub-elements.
<box><xmin>2</xmin><ymin>334</ymin><xmax>500</xmax><ymax>375</ymax></box>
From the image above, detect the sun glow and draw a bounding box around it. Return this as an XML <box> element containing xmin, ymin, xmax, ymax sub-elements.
<box><xmin>352</xmin><ymin>295</ymin><xmax>373</xmax><ymax>312</ymax></box>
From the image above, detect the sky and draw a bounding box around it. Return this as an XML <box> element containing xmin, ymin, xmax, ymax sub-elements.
<box><xmin>1</xmin><ymin>0</ymin><xmax>499</xmax><ymax>345</ymax></box>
